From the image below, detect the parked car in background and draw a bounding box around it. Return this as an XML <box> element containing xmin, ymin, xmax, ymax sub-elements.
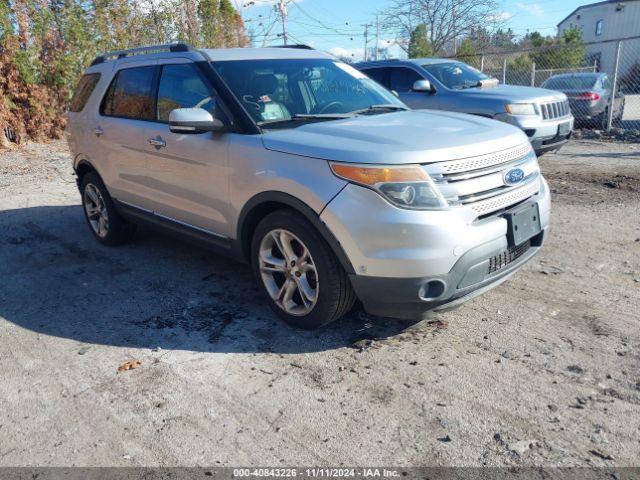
<box><xmin>356</xmin><ymin>59</ymin><xmax>574</xmax><ymax>155</ymax></box>
<box><xmin>541</xmin><ymin>72</ymin><xmax>625</xmax><ymax>128</ymax></box>
<box><xmin>66</xmin><ymin>44</ymin><xmax>550</xmax><ymax>329</ymax></box>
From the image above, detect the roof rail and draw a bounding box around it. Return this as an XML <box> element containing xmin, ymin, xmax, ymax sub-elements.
<box><xmin>270</xmin><ymin>44</ymin><xmax>314</xmax><ymax>50</ymax></box>
<box><xmin>90</xmin><ymin>43</ymin><xmax>195</xmax><ymax>66</ymax></box>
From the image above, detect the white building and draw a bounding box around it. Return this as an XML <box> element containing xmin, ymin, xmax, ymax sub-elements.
<box><xmin>558</xmin><ymin>0</ymin><xmax>640</xmax><ymax>76</ymax></box>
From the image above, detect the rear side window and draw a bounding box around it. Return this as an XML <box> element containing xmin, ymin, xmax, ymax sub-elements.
<box><xmin>101</xmin><ymin>66</ymin><xmax>156</xmax><ymax>120</ymax></box>
<box><xmin>390</xmin><ymin>68</ymin><xmax>423</xmax><ymax>93</ymax></box>
<box><xmin>156</xmin><ymin>63</ymin><xmax>215</xmax><ymax>122</ymax></box>
<box><xmin>69</xmin><ymin>74</ymin><xmax>101</xmax><ymax>112</ymax></box>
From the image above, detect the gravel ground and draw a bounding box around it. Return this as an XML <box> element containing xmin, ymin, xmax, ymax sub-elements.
<box><xmin>0</xmin><ymin>139</ymin><xmax>639</xmax><ymax>467</ymax></box>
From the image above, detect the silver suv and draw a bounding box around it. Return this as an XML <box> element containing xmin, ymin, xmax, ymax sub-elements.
<box><xmin>66</xmin><ymin>44</ymin><xmax>551</xmax><ymax>329</ymax></box>
<box><xmin>356</xmin><ymin>59</ymin><xmax>574</xmax><ymax>156</ymax></box>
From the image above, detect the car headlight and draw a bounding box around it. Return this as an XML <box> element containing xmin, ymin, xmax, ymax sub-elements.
<box><xmin>330</xmin><ymin>163</ymin><xmax>448</xmax><ymax>210</ymax></box>
<box><xmin>505</xmin><ymin>103</ymin><xmax>537</xmax><ymax>116</ymax></box>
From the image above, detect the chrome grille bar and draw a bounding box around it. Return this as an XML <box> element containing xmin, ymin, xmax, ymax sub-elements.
<box><xmin>540</xmin><ymin>100</ymin><xmax>570</xmax><ymax>120</ymax></box>
<box><xmin>457</xmin><ymin>172</ymin><xmax>540</xmax><ymax>204</ymax></box>
<box><xmin>442</xmin><ymin>151</ymin><xmax>536</xmax><ymax>183</ymax></box>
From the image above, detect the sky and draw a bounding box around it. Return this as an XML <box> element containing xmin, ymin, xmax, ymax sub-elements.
<box><xmin>235</xmin><ymin>0</ymin><xmax>591</xmax><ymax>60</ymax></box>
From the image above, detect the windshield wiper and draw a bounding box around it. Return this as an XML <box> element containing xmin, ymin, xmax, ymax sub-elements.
<box><xmin>258</xmin><ymin>113</ymin><xmax>354</xmax><ymax>127</ymax></box>
<box><xmin>258</xmin><ymin>106</ymin><xmax>408</xmax><ymax>127</ymax></box>
<box><xmin>349</xmin><ymin>104</ymin><xmax>410</xmax><ymax>115</ymax></box>
<box><xmin>292</xmin><ymin>113</ymin><xmax>355</xmax><ymax>120</ymax></box>
<box><xmin>457</xmin><ymin>81</ymin><xmax>483</xmax><ymax>90</ymax></box>
<box><xmin>458</xmin><ymin>78</ymin><xmax>499</xmax><ymax>90</ymax></box>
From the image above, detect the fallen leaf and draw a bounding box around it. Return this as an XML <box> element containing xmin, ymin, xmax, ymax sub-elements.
<box><xmin>117</xmin><ymin>360</ymin><xmax>141</xmax><ymax>373</ymax></box>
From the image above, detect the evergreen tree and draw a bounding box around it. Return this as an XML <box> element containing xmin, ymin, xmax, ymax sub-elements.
<box><xmin>408</xmin><ymin>24</ymin><xmax>432</xmax><ymax>58</ymax></box>
<box><xmin>456</xmin><ymin>39</ymin><xmax>479</xmax><ymax>68</ymax></box>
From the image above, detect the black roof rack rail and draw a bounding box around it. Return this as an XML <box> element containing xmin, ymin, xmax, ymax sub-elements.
<box><xmin>90</xmin><ymin>43</ymin><xmax>195</xmax><ymax>66</ymax></box>
<box><xmin>270</xmin><ymin>44</ymin><xmax>314</xmax><ymax>50</ymax></box>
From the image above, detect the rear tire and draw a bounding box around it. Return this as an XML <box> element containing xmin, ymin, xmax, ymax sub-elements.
<box><xmin>251</xmin><ymin>209</ymin><xmax>356</xmax><ymax>329</ymax></box>
<box><xmin>80</xmin><ymin>172</ymin><xmax>136</xmax><ymax>246</ymax></box>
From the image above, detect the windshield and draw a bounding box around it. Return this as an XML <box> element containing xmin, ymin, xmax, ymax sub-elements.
<box><xmin>542</xmin><ymin>76</ymin><xmax>598</xmax><ymax>90</ymax></box>
<box><xmin>422</xmin><ymin>62</ymin><xmax>491</xmax><ymax>90</ymax></box>
<box><xmin>213</xmin><ymin>58</ymin><xmax>405</xmax><ymax>127</ymax></box>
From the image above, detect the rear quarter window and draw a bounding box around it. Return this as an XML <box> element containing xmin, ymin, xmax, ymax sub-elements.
<box><xmin>69</xmin><ymin>74</ymin><xmax>101</xmax><ymax>112</ymax></box>
<box><xmin>101</xmin><ymin>66</ymin><xmax>156</xmax><ymax>121</ymax></box>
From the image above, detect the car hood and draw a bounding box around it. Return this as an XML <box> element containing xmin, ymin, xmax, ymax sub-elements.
<box><xmin>261</xmin><ymin>110</ymin><xmax>528</xmax><ymax>165</ymax></box>
<box><xmin>460</xmin><ymin>84</ymin><xmax>567</xmax><ymax>103</ymax></box>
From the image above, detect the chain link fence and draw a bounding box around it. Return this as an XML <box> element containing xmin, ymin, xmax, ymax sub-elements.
<box><xmin>462</xmin><ymin>36</ymin><xmax>640</xmax><ymax>132</ymax></box>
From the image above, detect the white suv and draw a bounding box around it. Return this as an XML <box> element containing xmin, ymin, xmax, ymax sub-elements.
<box><xmin>66</xmin><ymin>44</ymin><xmax>550</xmax><ymax>329</ymax></box>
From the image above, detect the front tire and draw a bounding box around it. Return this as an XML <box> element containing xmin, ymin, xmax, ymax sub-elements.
<box><xmin>80</xmin><ymin>172</ymin><xmax>136</xmax><ymax>246</ymax></box>
<box><xmin>251</xmin><ymin>209</ymin><xmax>356</xmax><ymax>329</ymax></box>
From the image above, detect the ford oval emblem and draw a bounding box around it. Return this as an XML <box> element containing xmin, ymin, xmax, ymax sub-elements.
<box><xmin>504</xmin><ymin>167</ymin><xmax>525</xmax><ymax>186</ymax></box>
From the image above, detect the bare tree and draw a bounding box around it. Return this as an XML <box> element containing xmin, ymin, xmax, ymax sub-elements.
<box><xmin>382</xmin><ymin>0</ymin><xmax>501</xmax><ymax>55</ymax></box>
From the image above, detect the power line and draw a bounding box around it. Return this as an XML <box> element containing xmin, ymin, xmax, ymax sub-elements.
<box><xmin>275</xmin><ymin>0</ymin><xmax>290</xmax><ymax>46</ymax></box>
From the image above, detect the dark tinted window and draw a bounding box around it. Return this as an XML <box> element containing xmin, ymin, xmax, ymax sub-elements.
<box><xmin>157</xmin><ymin>64</ymin><xmax>215</xmax><ymax>122</ymax></box>
<box><xmin>69</xmin><ymin>74</ymin><xmax>101</xmax><ymax>112</ymax></box>
<box><xmin>389</xmin><ymin>67</ymin><xmax>423</xmax><ymax>93</ymax></box>
<box><xmin>102</xmin><ymin>66</ymin><xmax>155</xmax><ymax>120</ymax></box>
<box><xmin>362</xmin><ymin>68</ymin><xmax>390</xmax><ymax>88</ymax></box>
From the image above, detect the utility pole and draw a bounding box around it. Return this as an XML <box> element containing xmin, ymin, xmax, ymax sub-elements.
<box><xmin>375</xmin><ymin>16</ymin><xmax>380</xmax><ymax>61</ymax></box>
<box><xmin>363</xmin><ymin>23</ymin><xmax>369</xmax><ymax>62</ymax></box>
<box><xmin>276</xmin><ymin>0</ymin><xmax>288</xmax><ymax>46</ymax></box>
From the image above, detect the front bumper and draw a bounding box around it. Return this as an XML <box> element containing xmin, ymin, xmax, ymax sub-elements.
<box><xmin>495</xmin><ymin>113</ymin><xmax>574</xmax><ymax>155</ymax></box>
<box><xmin>349</xmin><ymin>230</ymin><xmax>544</xmax><ymax>319</ymax></box>
<box><xmin>320</xmin><ymin>177</ymin><xmax>551</xmax><ymax>320</ymax></box>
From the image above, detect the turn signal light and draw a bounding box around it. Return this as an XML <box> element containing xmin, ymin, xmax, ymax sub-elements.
<box><xmin>330</xmin><ymin>164</ymin><xmax>428</xmax><ymax>185</ymax></box>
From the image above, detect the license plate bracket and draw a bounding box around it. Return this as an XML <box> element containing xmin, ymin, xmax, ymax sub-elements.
<box><xmin>558</xmin><ymin>121</ymin><xmax>571</xmax><ymax>137</ymax></box>
<box><xmin>503</xmin><ymin>202</ymin><xmax>541</xmax><ymax>247</ymax></box>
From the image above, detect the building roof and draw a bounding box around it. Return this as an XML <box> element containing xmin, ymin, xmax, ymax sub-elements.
<box><xmin>557</xmin><ymin>0</ymin><xmax>640</xmax><ymax>27</ymax></box>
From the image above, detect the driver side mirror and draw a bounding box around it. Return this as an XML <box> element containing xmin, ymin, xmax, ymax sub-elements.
<box><xmin>412</xmin><ymin>79</ymin><xmax>434</xmax><ymax>93</ymax></box>
<box><xmin>169</xmin><ymin>108</ymin><xmax>226</xmax><ymax>134</ymax></box>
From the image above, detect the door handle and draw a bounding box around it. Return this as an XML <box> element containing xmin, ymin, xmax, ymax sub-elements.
<box><xmin>94</xmin><ymin>127</ymin><xmax>104</xmax><ymax>137</ymax></box>
<box><xmin>148</xmin><ymin>137</ymin><xmax>166</xmax><ymax>148</ymax></box>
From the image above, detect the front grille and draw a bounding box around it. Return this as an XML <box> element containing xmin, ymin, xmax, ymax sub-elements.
<box><xmin>540</xmin><ymin>100</ymin><xmax>570</xmax><ymax>120</ymax></box>
<box><xmin>467</xmin><ymin>179</ymin><xmax>540</xmax><ymax>216</ymax></box>
<box><xmin>488</xmin><ymin>241</ymin><xmax>531</xmax><ymax>274</ymax></box>
<box><xmin>424</xmin><ymin>144</ymin><xmax>541</xmax><ymax>217</ymax></box>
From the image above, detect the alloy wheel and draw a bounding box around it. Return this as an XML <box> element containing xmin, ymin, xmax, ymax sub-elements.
<box><xmin>83</xmin><ymin>183</ymin><xmax>109</xmax><ymax>238</ymax></box>
<box><xmin>258</xmin><ymin>229</ymin><xmax>319</xmax><ymax>316</ymax></box>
